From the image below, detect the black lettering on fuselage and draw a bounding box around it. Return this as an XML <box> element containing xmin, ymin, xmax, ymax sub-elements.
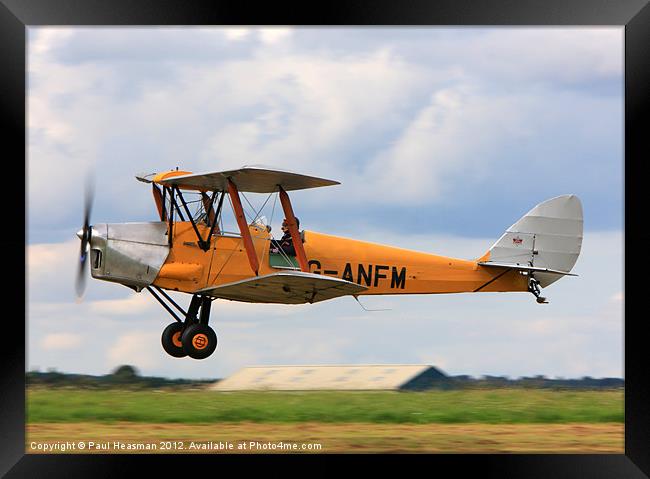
<box><xmin>308</xmin><ymin>260</ymin><xmax>321</xmax><ymax>274</ymax></box>
<box><xmin>312</xmin><ymin>260</ymin><xmax>406</xmax><ymax>289</ymax></box>
<box><xmin>358</xmin><ymin>264</ymin><xmax>372</xmax><ymax>287</ymax></box>
<box><xmin>342</xmin><ymin>263</ymin><xmax>354</xmax><ymax>282</ymax></box>
<box><xmin>374</xmin><ymin>265</ymin><xmax>389</xmax><ymax>287</ymax></box>
<box><xmin>391</xmin><ymin>266</ymin><xmax>406</xmax><ymax>289</ymax></box>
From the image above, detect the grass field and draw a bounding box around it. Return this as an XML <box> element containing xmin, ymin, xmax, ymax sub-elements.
<box><xmin>26</xmin><ymin>388</ymin><xmax>624</xmax><ymax>452</ymax></box>
<box><xmin>28</xmin><ymin>388</ymin><xmax>623</xmax><ymax>424</ymax></box>
<box><xmin>26</xmin><ymin>422</ymin><xmax>624</xmax><ymax>453</ymax></box>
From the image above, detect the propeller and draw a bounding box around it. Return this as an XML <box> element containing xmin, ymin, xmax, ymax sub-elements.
<box><xmin>75</xmin><ymin>181</ymin><xmax>94</xmax><ymax>300</ymax></box>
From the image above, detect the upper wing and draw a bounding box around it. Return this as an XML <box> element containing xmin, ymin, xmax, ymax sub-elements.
<box><xmin>195</xmin><ymin>271</ymin><xmax>367</xmax><ymax>304</ymax></box>
<box><xmin>153</xmin><ymin>166</ymin><xmax>340</xmax><ymax>193</ymax></box>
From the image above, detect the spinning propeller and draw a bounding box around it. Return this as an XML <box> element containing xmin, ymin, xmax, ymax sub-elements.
<box><xmin>75</xmin><ymin>182</ymin><xmax>94</xmax><ymax>300</ymax></box>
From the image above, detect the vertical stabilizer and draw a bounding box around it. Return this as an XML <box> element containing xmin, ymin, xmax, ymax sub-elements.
<box><xmin>481</xmin><ymin>195</ymin><xmax>583</xmax><ymax>287</ymax></box>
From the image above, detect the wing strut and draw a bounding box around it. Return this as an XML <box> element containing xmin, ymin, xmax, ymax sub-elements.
<box><xmin>227</xmin><ymin>178</ymin><xmax>260</xmax><ymax>276</ymax></box>
<box><xmin>279</xmin><ymin>186</ymin><xmax>309</xmax><ymax>273</ymax></box>
<box><xmin>152</xmin><ymin>184</ymin><xmax>166</xmax><ymax>221</ymax></box>
<box><xmin>201</xmin><ymin>192</ymin><xmax>218</xmax><ymax>232</ymax></box>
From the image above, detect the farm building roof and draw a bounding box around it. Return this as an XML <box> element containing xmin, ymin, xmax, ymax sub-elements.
<box><xmin>210</xmin><ymin>364</ymin><xmax>448</xmax><ymax>391</ymax></box>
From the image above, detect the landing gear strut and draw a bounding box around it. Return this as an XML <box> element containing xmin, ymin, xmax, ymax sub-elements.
<box><xmin>148</xmin><ymin>287</ymin><xmax>218</xmax><ymax>359</ymax></box>
<box><xmin>527</xmin><ymin>276</ymin><xmax>548</xmax><ymax>304</ymax></box>
<box><xmin>181</xmin><ymin>295</ymin><xmax>217</xmax><ymax>359</ymax></box>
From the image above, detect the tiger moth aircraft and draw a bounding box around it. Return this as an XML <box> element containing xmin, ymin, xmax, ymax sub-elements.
<box><xmin>76</xmin><ymin>167</ymin><xmax>583</xmax><ymax>360</ymax></box>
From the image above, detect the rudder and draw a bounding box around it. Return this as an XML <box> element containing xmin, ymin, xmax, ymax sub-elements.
<box><xmin>480</xmin><ymin>195</ymin><xmax>583</xmax><ymax>288</ymax></box>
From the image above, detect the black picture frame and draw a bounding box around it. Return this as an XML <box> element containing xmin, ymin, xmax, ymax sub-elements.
<box><xmin>3</xmin><ymin>0</ymin><xmax>648</xmax><ymax>476</ymax></box>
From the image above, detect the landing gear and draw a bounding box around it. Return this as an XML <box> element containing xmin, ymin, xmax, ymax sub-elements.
<box><xmin>527</xmin><ymin>276</ymin><xmax>548</xmax><ymax>304</ymax></box>
<box><xmin>182</xmin><ymin>323</ymin><xmax>218</xmax><ymax>359</ymax></box>
<box><xmin>161</xmin><ymin>322</ymin><xmax>187</xmax><ymax>358</ymax></box>
<box><xmin>148</xmin><ymin>287</ymin><xmax>218</xmax><ymax>360</ymax></box>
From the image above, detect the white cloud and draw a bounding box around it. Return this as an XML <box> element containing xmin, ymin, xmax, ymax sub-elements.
<box><xmin>41</xmin><ymin>333</ymin><xmax>83</xmax><ymax>350</ymax></box>
<box><xmin>27</xmin><ymin>240</ymin><xmax>76</xmax><ymax>276</ymax></box>
<box><xmin>473</xmin><ymin>28</ymin><xmax>623</xmax><ymax>81</ymax></box>
<box><xmin>222</xmin><ymin>28</ymin><xmax>251</xmax><ymax>41</ymax></box>
<box><xmin>107</xmin><ymin>330</ymin><xmax>164</xmax><ymax>370</ymax></box>
<box><xmin>89</xmin><ymin>294</ymin><xmax>157</xmax><ymax>316</ymax></box>
<box><xmin>27</xmin><ymin>239</ymin><xmax>79</xmax><ymax>301</ymax></box>
<box><xmin>28</xmin><ymin>28</ymin><xmax>74</xmax><ymax>56</ymax></box>
<box><xmin>258</xmin><ymin>28</ymin><xmax>292</xmax><ymax>44</ymax></box>
<box><xmin>361</xmin><ymin>85</ymin><xmax>529</xmax><ymax>201</ymax></box>
<box><xmin>195</xmin><ymin>48</ymin><xmax>427</xmax><ymax>173</ymax></box>
<box><xmin>27</xmin><ymin>27</ymin><xmax>622</xmax><ymax>236</ymax></box>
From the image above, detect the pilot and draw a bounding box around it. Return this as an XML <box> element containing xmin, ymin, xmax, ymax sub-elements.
<box><xmin>270</xmin><ymin>217</ymin><xmax>300</xmax><ymax>256</ymax></box>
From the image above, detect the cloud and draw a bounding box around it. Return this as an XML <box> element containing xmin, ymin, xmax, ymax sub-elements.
<box><xmin>193</xmin><ymin>48</ymin><xmax>427</xmax><ymax>172</ymax></box>
<box><xmin>360</xmin><ymin>85</ymin><xmax>529</xmax><ymax>201</ymax></box>
<box><xmin>281</xmin><ymin>28</ymin><xmax>622</xmax><ymax>87</ymax></box>
<box><xmin>27</xmin><ymin>240</ymin><xmax>80</xmax><ymax>303</ymax></box>
<box><xmin>222</xmin><ymin>28</ymin><xmax>251</xmax><ymax>42</ymax></box>
<box><xmin>28</xmin><ymin>28</ymin><xmax>74</xmax><ymax>56</ymax></box>
<box><xmin>107</xmin><ymin>330</ymin><xmax>164</xmax><ymax>370</ymax></box>
<box><xmin>89</xmin><ymin>294</ymin><xmax>157</xmax><ymax>316</ymax></box>
<box><xmin>258</xmin><ymin>28</ymin><xmax>292</xmax><ymax>44</ymax></box>
<box><xmin>471</xmin><ymin>28</ymin><xmax>623</xmax><ymax>83</ymax></box>
<box><xmin>27</xmin><ymin>27</ymin><xmax>622</xmax><ymax>246</ymax></box>
<box><xmin>27</xmin><ymin>239</ymin><xmax>129</xmax><ymax>303</ymax></box>
<box><xmin>41</xmin><ymin>333</ymin><xmax>83</xmax><ymax>350</ymax></box>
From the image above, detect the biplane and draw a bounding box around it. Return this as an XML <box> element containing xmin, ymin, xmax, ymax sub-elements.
<box><xmin>76</xmin><ymin>167</ymin><xmax>583</xmax><ymax>360</ymax></box>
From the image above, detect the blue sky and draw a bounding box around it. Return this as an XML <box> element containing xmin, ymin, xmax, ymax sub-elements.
<box><xmin>27</xmin><ymin>27</ymin><xmax>623</xmax><ymax>380</ymax></box>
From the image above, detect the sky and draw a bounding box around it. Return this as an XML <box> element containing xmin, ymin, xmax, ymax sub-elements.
<box><xmin>26</xmin><ymin>27</ymin><xmax>623</xmax><ymax>380</ymax></box>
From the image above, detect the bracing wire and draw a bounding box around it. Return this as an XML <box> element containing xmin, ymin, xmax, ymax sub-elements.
<box><xmin>254</xmin><ymin>193</ymin><xmax>273</xmax><ymax>223</ymax></box>
<box><xmin>269</xmin><ymin>191</ymin><xmax>278</xmax><ymax>226</ymax></box>
<box><xmin>241</xmin><ymin>191</ymin><xmax>273</xmax><ymax>224</ymax></box>
<box><xmin>225</xmin><ymin>192</ymin><xmax>254</xmax><ymax>233</ymax></box>
<box><xmin>353</xmin><ymin>295</ymin><xmax>392</xmax><ymax>312</ymax></box>
<box><xmin>241</xmin><ymin>192</ymin><xmax>257</xmax><ymax>219</ymax></box>
<box><xmin>209</xmin><ymin>193</ymin><xmax>242</xmax><ymax>282</ymax></box>
<box><xmin>269</xmin><ymin>190</ymin><xmax>296</xmax><ymax>268</ymax></box>
<box><xmin>217</xmin><ymin>188</ymin><xmax>297</xmax><ymax>274</ymax></box>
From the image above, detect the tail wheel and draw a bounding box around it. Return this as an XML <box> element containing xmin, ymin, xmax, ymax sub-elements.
<box><xmin>161</xmin><ymin>322</ymin><xmax>187</xmax><ymax>358</ymax></box>
<box><xmin>181</xmin><ymin>323</ymin><xmax>217</xmax><ymax>360</ymax></box>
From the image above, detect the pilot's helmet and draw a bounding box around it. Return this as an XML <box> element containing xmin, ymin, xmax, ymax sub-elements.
<box><xmin>282</xmin><ymin>217</ymin><xmax>300</xmax><ymax>229</ymax></box>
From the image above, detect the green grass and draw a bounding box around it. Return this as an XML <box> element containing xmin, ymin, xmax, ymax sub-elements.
<box><xmin>26</xmin><ymin>388</ymin><xmax>624</xmax><ymax>424</ymax></box>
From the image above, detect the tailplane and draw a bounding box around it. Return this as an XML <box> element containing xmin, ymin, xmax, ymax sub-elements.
<box><xmin>478</xmin><ymin>195</ymin><xmax>583</xmax><ymax>301</ymax></box>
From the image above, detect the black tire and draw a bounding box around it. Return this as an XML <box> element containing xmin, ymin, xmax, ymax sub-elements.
<box><xmin>181</xmin><ymin>323</ymin><xmax>217</xmax><ymax>360</ymax></box>
<box><xmin>161</xmin><ymin>322</ymin><xmax>187</xmax><ymax>358</ymax></box>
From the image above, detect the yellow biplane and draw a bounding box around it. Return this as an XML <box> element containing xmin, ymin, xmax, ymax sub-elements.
<box><xmin>76</xmin><ymin>167</ymin><xmax>583</xmax><ymax>360</ymax></box>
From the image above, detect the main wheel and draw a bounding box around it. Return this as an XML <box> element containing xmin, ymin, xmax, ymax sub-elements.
<box><xmin>161</xmin><ymin>322</ymin><xmax>187</xmax><ymax>358</ymax></box>
<box><xmin>181</xmin><ymin>323</ymin><xmax>217</xmax><ymax>359</ymax></box>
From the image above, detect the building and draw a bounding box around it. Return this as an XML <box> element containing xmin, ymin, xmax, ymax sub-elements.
<box><xmin>210</xmin><ymin>364</ymin><xmax>448</xmax><ymax>391</ymax></box>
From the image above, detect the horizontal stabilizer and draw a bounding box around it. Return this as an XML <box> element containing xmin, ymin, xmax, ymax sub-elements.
<box><xmin>156</xmin><ymin>166</ymin><xmax>339</xmax><ymax>193</ymax></box>
<box><xmin>196</xmin><ymin>271</ymin><xmax>367</xmax><ymax>304</ymax></box>
<box><xmin>477</xmin><ymin>262</ymin><xmax>577</xmax><ymax>276</ymax></box>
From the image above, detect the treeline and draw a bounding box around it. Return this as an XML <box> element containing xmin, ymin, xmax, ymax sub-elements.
<box><xmin>447</xmin><ymin>375</ymin><xmax>624</xmax><ymax>390</ymax></box>
<box><xmin>26</xmin><ymin>365</ymin><xmax>215</xmax><ymax>390</ymax></box>
<box><xmin>27</xmin><ymin>365</ymin><xmax>624</xmax><ymax>390</ymax></box>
